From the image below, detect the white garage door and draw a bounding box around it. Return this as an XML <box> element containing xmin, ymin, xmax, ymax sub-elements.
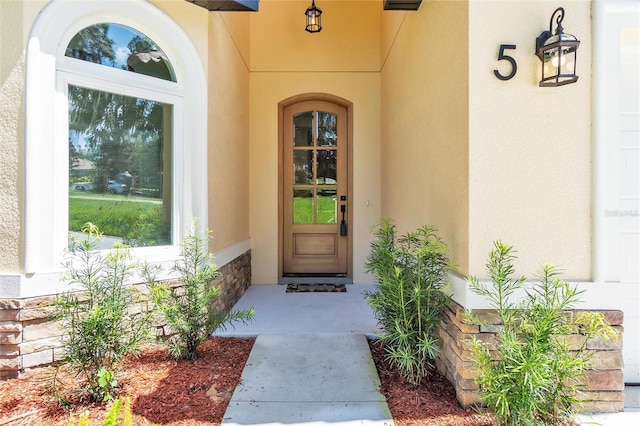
<box><xmin>595</xmin><ymin>1</ymin><xmax>640</xmax><ymax>383</ymax></box>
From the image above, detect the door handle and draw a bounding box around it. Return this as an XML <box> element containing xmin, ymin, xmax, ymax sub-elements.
<box><xmin>340</xmin><ymin>204</ymin><xmax>347</xmax><ymax>236</ymax></box>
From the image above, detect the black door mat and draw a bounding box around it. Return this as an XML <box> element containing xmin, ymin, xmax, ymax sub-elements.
<box><xmin>286</xmin><ymin>283</ymin><xmax>347</xmax><ymax>293</ymax></box>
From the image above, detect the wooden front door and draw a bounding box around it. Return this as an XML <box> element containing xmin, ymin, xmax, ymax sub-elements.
<box><xmin>282</xmin><ymin>100</ymin><xmax>349</xmax><ymax>275</ymax></box>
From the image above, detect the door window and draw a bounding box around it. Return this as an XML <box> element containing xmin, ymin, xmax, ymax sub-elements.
<box><xmin>292</xmin><ymin>111</ymin><xmax>338</xmax><ymax>225</ymax></box>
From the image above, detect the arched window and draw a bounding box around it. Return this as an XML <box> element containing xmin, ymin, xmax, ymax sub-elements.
<box><xmin>65</xmin><ymin>23</ymin><xmax>176</xmax><ymax>81</ymax></box>
<box><xmin>65</xmin><ymin>23</ymin><xmax>175</xmax><ymax>249</ymax></box>
<box><xmin>25</xmin><ymin>0</ymin><xmax>207</xmax><ymax>285</ymax></box>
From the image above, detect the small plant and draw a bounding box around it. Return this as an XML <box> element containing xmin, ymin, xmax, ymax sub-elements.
<box><xmin>96</xmin><ymin>368</ymin><xmax>118</xmax><ymax>402</ymax></box>
<box><xmin>67</xmin><ymin>396</ymin><xmax>142</xmax><ymax>426</ymax></box>
<box><xmin>52</xmin><ymin>223</ymin><xmax>154</xmax><ymax>402</ymax></box>
<box><xmin>467</xmin><ymin>241</ymin><xmax>618</xmax><ymax>426</ymax></box>
<box><xmin>364</xmin><ymin>218</ymin><xmax>451</xmax><ymax>386</ymax></box>
<box><xmin>146</xmin><ymin>224</ymin><xmax>254</xmax><ymax>360</ymax></box>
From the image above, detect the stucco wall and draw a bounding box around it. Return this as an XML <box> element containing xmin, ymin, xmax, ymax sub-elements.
<box><xmin>149</xmin><ymin>0</ymin><xmax>209</xmax><ymax>67</ymax></box>
<box><xmin>0</xmin><ymin>1</ymin><xmax>26</xmax><ymax>273</ymax></box>
<box><xmin>468</xmin><ymin>0</ymin><xmax>592</xmax><ymax>279</ymax></box>
<box><xmin>248</xmin><ymin>1</ymin><xmax>382</xmax><ymax>284</ymax></box>
<box><xmin>380</xmin><ymin>1</ymin><xmax>470</xmax><ymax>274</ymax></box>
<box><xmin>208</xmin><ymin>12</ymin><xmax>251</xmax><ymax>252</ymax></box>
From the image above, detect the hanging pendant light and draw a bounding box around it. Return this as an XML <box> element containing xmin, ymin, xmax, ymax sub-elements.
<box><xmin>305</xmin><ymin>0</ymin><xmax>322</xmax><ymax>33</ymax></box>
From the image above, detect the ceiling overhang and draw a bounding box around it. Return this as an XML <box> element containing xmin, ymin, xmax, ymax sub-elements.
<box><xmin>186</xmin><ymin>0</ymin><xmax>259</xmax><ymax>12</ymax></box>
<box><xmin>383</xmin><ymin>0</ymin><xmax>422</xmax><ymax>11</ymax></box>
<box><xmin>186</xmin><ymin>1</ymin><xmax>423</xmax><ymax>13</ymax></box>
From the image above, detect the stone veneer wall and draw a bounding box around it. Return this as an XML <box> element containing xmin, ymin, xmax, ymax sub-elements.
<box><xmin>0</xmin><ymin>250</ymin><xmax>251</xmax><ymax>380</ymax></box>
<box><xmin>436</xmin><ymin>301</ymin><xmax>625</xmax><ymax>413</ymax></box>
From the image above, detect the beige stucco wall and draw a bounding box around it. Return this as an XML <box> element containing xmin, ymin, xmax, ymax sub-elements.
<box><xmin>248</xmin><ymin>1</ymin><xmax>382</xmax><ymax>283</ymax></box>
<box><xmin>468</xmin><ymin>0</ymin><xmax>592</xmax><ymax>279</ymax></box>
<box><xmin>380</xmin><ymin>1</ymin><xmax>470</xmax><ymax>274</ymax></box>
<box><xmin>0</xmin><ymin>1</ymin><xmax>27</xmax><ymax>273</ymax></box>
<box><xmin>208</xmin><ymin>11</ymin><xmax>251</xmax><ymax>252</ymax></box>
<box><xmin>379</xmin><ymin>0</ymin><xmax>592</xmax><ymax>279</ymax></box>
<box><xmin>149</xmin><ymin>0</ymin><xmax>209</xmax><ymax>66</ymax></box>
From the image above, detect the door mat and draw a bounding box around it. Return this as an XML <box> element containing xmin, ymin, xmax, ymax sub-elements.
<box><xmin>286</xmin><ymin>283</ymin><xmax>347</xmax><ymax>293</ymax></box>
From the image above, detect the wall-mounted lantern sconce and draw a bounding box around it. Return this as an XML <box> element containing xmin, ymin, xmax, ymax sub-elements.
<box><xmin>305</xmin><ymin>0</ymin><xmax>322</xmax><ymax>33</ymax></box>
<box><xmin>535</xmin><ymin>7</ymin><xmax>580</xmax><ymax>87</ymax></box>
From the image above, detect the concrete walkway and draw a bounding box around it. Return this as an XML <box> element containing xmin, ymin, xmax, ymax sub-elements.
<box><xmin>222</xmin><ymin>334</ymin><xmax>393</xmax><ymax>426</ymax></box>
<box><xmin>216</xmin><ymin>284</ymin><xmax>640</xmax><ymax>426</ymax></box>
<box><xmin>218</xmin><ymin>284</ymin><xmax>390</xmax><ymax>425</ymax></box>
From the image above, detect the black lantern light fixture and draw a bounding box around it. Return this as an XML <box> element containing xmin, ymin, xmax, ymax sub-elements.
<box><xmin>535</xmin><ymin>7</ymin><xmax>580</xmax><ymax>87</ymax></box>
<box><xmin>305</xmin><ymin>0</ymin><xmax>322</xmax><ymax>33</ymax></box>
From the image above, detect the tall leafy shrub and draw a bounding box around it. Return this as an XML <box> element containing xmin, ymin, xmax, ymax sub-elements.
<box><xmin>364</xmin><ymin>218</ymin><xmax>451</xmax><ymax>386</ymax></box>
<box><xmin>467</xmin><ymin>241</ymin><xmax>618</xmax><ymax>426</ymax></box>
<box><xmin>146</xmin><ymin>225</ymin><xmax>254</xmax><ymax>360</ymax></box>
<box><xmin>53</xmin><ymin>223</ymin><xmax>154</xmax><ymax>401</ymax></box>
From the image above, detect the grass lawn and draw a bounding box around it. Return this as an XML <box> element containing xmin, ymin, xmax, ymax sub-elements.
<box><xmin>293</xmin><ymin>195</ymin><xmax>337</xmax><ymax>224</ymax></box>
<box><xmin>69</xmin><ymin>195</ymin><xmax>166</xmax><ymax>245</ymax></box>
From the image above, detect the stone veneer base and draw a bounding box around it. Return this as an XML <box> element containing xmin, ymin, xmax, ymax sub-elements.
<box><xmin>0</xmin><ymin>250</ymin><xmax>251</xmax><ymax>380</ymax></box>
<box><xmin>435</xmin><ymin>301</ymin><xmax>625</xmax><ymax>413</ymax></box>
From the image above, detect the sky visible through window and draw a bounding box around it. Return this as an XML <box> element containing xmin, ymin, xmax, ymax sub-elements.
<box><xmin>110</xmin><ymin>24</ymin><xmax>139</xmax><ymax>69</ymax></box>
<box><xmin>65</xmin><ymin>23</ymin><xmax>174</xmax><ymax>81</ymax></box>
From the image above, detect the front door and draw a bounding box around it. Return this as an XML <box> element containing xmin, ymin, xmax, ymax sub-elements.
<box><xmin>282</xmin><ymin>100</ymin><xmax>349</xmax><ymax>275</ymax></box>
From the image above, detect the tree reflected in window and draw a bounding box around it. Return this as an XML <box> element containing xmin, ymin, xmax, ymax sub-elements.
<box><xmin>66</xmin><ymin>23</ymin><xmax>175</xmax><ymax>81</ymax></box>
<box><xmin>68</xmin><ymin>87</ymin><xmax>172</xmax><ymax>248</ymax></box>
<box><xmin>66</xmin><ymin>23</ymin><xmax>177</xmax><ymax>249</ymax></box>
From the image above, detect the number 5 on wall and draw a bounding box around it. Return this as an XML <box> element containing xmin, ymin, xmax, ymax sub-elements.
<box><xmin>494</xmin><ymin>44</ymin><xmax>517</xmax><ymax>81</ymax></box>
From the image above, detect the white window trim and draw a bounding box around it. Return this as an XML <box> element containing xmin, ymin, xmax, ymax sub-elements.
<box><xmin>25</xmin><ymin>0</ymin><xmax>207</xmax><ymax>286</ymax></box>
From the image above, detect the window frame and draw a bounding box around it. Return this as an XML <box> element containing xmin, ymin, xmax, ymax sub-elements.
<box><xmin>25</xmin><ymin>0</ymin><xmax>207</xmax><ymax>283</ymax></box>
<box><xmin>59</xmin><ymin>68</ymin><xmax>183</xmax><ymax>252</ymax></box>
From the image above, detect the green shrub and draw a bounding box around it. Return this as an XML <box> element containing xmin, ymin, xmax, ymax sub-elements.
<box><xmin>52</xmin><ymin>223</ymin><xmax>154</xmax><ymax>402</ymax></box>
<box><xmin>145</xmin><ymin>225</ymin><xmax>254</xmax><ymax>360</ymax></box>
<box><xmin>467</xmin><ymin>241</ymin><xmax>618</xmax><ymax>426</ymax></box>
<box><xmin>364</xmin><ymin>218</ymin><xmax>451</xmax><ymax>386</ymax></box>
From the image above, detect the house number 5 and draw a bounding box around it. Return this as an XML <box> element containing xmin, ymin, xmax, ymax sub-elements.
<box><xmin>494</xmin><ymin>44</ymin><xmax>517</xmax><ymax>81</ymax></box>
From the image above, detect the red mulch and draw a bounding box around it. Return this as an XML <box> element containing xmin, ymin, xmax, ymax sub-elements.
<box><xmin>0</xmin><ymin>338</ymin><xmax>254</xmax><ymax>425</ymax></box>
<box><xmin>369</xmin><ymin>339</ymin><xmax>495</xmax><ymax>426</ymax></box>
<box><xmin>1</xmin><ymin>337</ymin><xmax>496</xmax><ymax>426</ymax></box>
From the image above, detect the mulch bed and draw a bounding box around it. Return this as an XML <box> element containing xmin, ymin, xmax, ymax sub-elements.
<box><xmin>0</xmin><ymin>337</ymin><xmax>255</xmax><ymax>425</ymax></box>
<box><xmin>369</xmin><ymin>339</ymin><xmax>495</xmax><ymax>426</ymax></box>
<box><xmin>1</xmin><ymin>336</ymin><xmax>498</xmax><ymax>426</ymax></box>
